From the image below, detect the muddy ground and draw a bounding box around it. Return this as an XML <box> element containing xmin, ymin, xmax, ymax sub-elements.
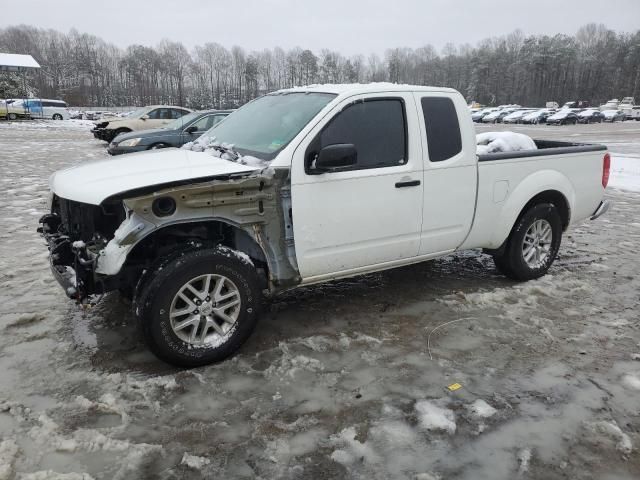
<box><xmin>0</xmin><ymin>120</ymin><xmax>639</xmax><ymax>479</ymax></box>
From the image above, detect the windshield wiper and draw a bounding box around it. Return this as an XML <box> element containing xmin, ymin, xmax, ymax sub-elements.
<box><xmin>211</xmin><ymin>141</ymin><xmax>240</xmax><ymax>161</ymax></box>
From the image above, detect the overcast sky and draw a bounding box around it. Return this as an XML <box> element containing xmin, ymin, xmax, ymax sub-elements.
<box><xmin>3</xmin><ymin>0</ymin><xmax>640</xmax><ymax>55</ymax></box>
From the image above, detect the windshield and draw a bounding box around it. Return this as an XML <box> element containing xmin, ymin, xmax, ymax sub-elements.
<box><xmin>128</xmin><ymin>107</ymin><xmax>149</xmax><ymax>119</ymax></box>
<box><xmin>198</xmin><ymin>92</ymin><xmax>336</xmax><ymax>160</ymax></box>
<box><xmin>163</xmin><ymin>111</ymin><xmax>202</xmax><ymax>130</ymax></box>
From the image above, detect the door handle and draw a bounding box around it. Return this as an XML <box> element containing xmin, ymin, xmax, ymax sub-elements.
<box><xmin>395</xmin><ymin>180</ymin><xmax>421</xmax><ymax>188</ymax></box>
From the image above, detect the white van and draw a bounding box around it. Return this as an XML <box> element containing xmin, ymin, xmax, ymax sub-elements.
<box><xmin>11</xmin><ymin>98</ymin><xmax>70</xmax><ymax>120</ymax></box>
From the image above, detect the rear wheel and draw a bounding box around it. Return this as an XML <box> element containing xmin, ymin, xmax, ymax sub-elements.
<box><xmin>52</xmin><ymin>113</ymin><xmax>63</xmax><ymax>120</ymax></box>
<box><xmin>492</xmin><ymin>203</ymin><xmax>562</xmax><ymax>281</ymax></box>
<box><xmin>136</xmin><ymin>246</ymin><xmax>262</xmax><ymax>367</ymax></box>
<box><xmin>7</xmin><ymin>113</ymin><xmax>17</xmax><ymax>120</ymax></box>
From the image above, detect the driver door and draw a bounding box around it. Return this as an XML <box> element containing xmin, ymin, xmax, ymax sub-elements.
<box><xmin>291</xmin><ymin>93</ymin><xmax>424</xmax><ymax>280</ymax></box>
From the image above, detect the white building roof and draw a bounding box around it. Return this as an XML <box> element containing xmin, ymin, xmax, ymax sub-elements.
<box><xmin>0</xmin><ymin>53</ymin><xmax>40</xmax><ymax>72</ymax></box>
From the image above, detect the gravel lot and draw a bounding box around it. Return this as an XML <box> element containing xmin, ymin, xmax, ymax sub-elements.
<box><xmin>0</xmin><ymin>120</ymin><xmax>639</xmax><ymax>480</ymax></box>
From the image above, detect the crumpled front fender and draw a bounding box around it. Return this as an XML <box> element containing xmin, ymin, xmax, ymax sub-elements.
<box><xmin>95</xmin><ymin>209</ymin><xmax>155</xmax><ymax>276</ymax></box>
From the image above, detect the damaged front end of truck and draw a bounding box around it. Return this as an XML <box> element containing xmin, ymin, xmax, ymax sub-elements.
<box><xmin>38</xmin><ymin>168</ymin><xmax>301</xmax><ymax>303</ymax></box>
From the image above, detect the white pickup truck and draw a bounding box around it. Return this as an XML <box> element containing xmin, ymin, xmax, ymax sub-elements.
<box><xmin>39</xmin><ymin>84</ymin><xmax>610</xmax><ymax>367</ymax></box>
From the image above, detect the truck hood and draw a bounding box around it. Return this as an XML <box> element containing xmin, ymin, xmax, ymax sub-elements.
<box><xmin>95</xmin><ymin>117</ymin><xmax>129</xmax><ymax>127</ymax></box>
<box><xmin>50</xmin><ymin>149</ymin><xmax>260</xmax><ymax>205</ymax></box>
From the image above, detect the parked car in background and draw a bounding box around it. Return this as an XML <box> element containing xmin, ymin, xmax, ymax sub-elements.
<box><xmin>108</xmin><ymin>109</ymin><xmax>232</xmax><ymax>155</ymax></box>
<box><xmin>10</xmin><ymin>98</ymin><xmax>70</xmax><ymax>120</ymax></box>
<box><xmin>0</xmin><ymin>99</ymin><xmax>30</xmax><ymax>120</ymax></box>
<box><xmin>618</xmin><ymin>98</ymin><xmax>640</xmax><ymax>121</ymax></box>
<box><xmin>502</xmin><ymin>109</ymin><xmax>535</xmax><ymax>124</ymax></box>
<box><xmin>92</xmin><ymin>105</ymin><xmax>192</xmax><ymax>142</ymax></box>
<box><xmin>482</xmin><ymin>108</ymin><xmax>517</xmax><ymax>123</ymax></box>
<box><xmin>627</xmin><ymin>106</ymin><xmax>640</xmax><ymax>121</ymax></box>
<box><xmin>577</xmin><ymin>109</ymin><xmax>604</xmax><ymax>124</ymax></box>
<box><xmin>599</xmin><ymin>99</ymin><xmax>619</xmax><ymax>111</ymax></box>
<box><xmin>471</xmin><ymin>107</ymin><xmax>498</xmax><ymax>122</ymax></box>
<box><xmin>546</xmin><ymin>110</ymin><xmax>580</xmax><ymax>125</ymax></box>
<box><xmin>602</xmin><ymin>110</ymin><xmax>626</xmax><ymax>122</ymax></box>
<box><xmin>563</xmin><ymin>100</ymin><xmax>590</xmax><ymax>109</ymax></box>
<box><xmin>84</xmin><ymin>111</ymin><xmax>104</xmax><ymax>120</ymax></box>
<box><xmin>545</xmin><ymin>101</ymin><xmax>559</xmax><ymax>109</ymax></box>
<box><xmin>521</xmin><ymin>109</ymin><xmax>555</xmax><ymax>124</ymax></box>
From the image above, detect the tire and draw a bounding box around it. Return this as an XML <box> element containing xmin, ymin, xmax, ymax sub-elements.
<box><xmin>113</xmin><ymin>128</ymin><xmax>131</xmax><ymax>139</ymax></box>
<box><xmin>136</xmin><ymin>246</ymin><xmax>262</xmax><ymax>367</ymax></box>
<box><xmin>52</xmin><ymin>113</ymin><xmax>63</xmax><ymax>120</ymax></box>
<box><xmin>492</xmin><ymin>203</ymin><xmax>562</xmax><ymax>281</ymax></box>
<box><xmin>149</xmin><ymin>143</ymin><xmax>169</xmax><ymax>150</ymax></box>
<box><xmin>7</xmin><ymin>113</ymin><xmax>17</xmax><ymax>120</ymax></box>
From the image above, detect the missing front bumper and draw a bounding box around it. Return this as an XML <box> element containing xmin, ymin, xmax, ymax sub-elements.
<box><xmin>38</xmin><ymin>213</ymin><xmax>93</xmax><ymax>301</ymax></box>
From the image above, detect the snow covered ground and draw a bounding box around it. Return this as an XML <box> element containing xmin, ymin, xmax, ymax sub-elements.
<box><xmin>0</xmin><ymin>120</ymin><xmax>639</xmax><ymax>479</ymax></box>
<box><xmin>610</xmin><ymin>154</ymin><xmax>640</xmax><ymax>192</ymax></box>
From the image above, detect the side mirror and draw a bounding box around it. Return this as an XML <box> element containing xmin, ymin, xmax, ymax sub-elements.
<box><xmin>185</xmin><ymin>125</ymin><xmax>198</xmax><ymax>134</ymax></box>
<box><xmin>314</xmin><ymin>144</ymin><xmax>357</xmax><ymax>171</ymax></box>
<box><xmin>141</xmin><ymin>114</ymin><xmax>149</xmax><ymax>120</ymax></box>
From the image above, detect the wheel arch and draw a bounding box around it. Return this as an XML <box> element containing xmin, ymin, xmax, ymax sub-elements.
<box><xmin>123</xmin><ymin>217</ymin><xmax>270</xmax><ymax>274</ymax></box>
<box><xmin>491</xmin><ymin>170</ymin><xmax>574</xmax><ymax>248</ymax></box>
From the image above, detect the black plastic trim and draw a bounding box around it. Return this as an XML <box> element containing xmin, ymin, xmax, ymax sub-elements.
<box><xmin>478</xmin><ymin>140</ymin><xmax>606</xmax><ymax>162</ymax></box>
<box><xmin>395</xmin><ymin>180</ymin><xmax>421</xmax><ymax>188</ymax></box>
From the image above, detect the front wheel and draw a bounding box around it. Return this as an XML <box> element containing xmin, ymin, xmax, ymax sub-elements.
<box><xmin>52</xmin><ymin>113</ymin><xmax>63</xmax><ymax>120</ymax></box>
<box><xmin>136</xmin><ymin>246</ymin><xmax>262</xmax><ymax>367</ymax></box>
<box><xmin>7</xmin><ymin>113</ymin><xmax>17</xmax><ymax>120</ymax></box>
<box><xmin>149</xmin><ymin>143</ymin><xmax>169</xmax><ymax>150</ymax></box>
<box><xmin>492</xmin><ymin>203</ymin><xmax>562</xmax><ymax>281</ymax></box>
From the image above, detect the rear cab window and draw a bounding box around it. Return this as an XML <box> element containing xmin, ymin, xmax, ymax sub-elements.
<box><xmin>420</xmin><ymin>97</ymin><xmax>462</xmax><ymax>162</ymax></box>
<box><xmin>306</xmin><ymin>98</ymin><xmax>407</xmax><ymax>173</ymax></box>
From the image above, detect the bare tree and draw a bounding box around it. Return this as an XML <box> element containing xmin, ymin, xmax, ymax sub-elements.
<box><xmin>1</xmin><ymin>23</ymin><xmax>638</xmax><ymax>108</ymax></box>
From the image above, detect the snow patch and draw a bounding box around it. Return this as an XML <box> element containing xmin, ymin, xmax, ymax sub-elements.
<box><xmin>414</xmin><ymin>474</ymin><xmax>440</xmax><ymax>480</ymax></box>
<box><xmin>621</xmin><ymin>373</ymin><xmax>640</xmax><ymax>391</ymax></box>
<box><xmin>216</xmin><ymin>245</ymin><xmax>254</xmax><ymax>266</ymax></box>
<box><xmin>517</xmin><ymin>448</ymin><xmax>532</xmax><ymax>474</ymax></box>
<box><xmin>584</xmin><ymin>420</ymin><xmax>633</xmax><ymax>454</ymax></box>
<box><xmin>0</xmin><ymin>439</ymin><xmax>19</xmax><ymax>480</ymax></box>
<box><xmin>476</xmin><ymin>132</ymin><xmax>537</xmax><ymax>155</ymax></box>
<box><xmin>182</xmin><ymin>137</ymin><xmax>271</xmax><ymax>168</ymax></box>
<box><xmin>265</xmin><ymin>343</ymin><xmax>324</xmax><ymax>381</ymax></box>
<box><xmin>415</xmin><ymin>400</ymin><xmax>456</xmax><ymax>434</ymax></box>
<box><xmin>181</xmin><ymin>453</ymin><xmax>210</xmax><ymax>470</ymax></box>
<box><xmin>609</xmin><ymin>156</ymin><xmax>640</xmax><ymax>192</ymax></box>
<box><xmin>467</xmin><ymin>399</ymin><xmax>497</xmax><ymax>418</ymax></box>
<box><xmin>329</xmin><ymin>426</ymin><xmax>379</xmax><ymax>465</ymax></box>
<box><xmin>19</xmin><ymin>472</ymin><xmax>95</xmax><ymax>480</ymax></box>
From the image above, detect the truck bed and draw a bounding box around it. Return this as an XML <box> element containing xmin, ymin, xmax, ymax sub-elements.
<box><xmin>463</xmin><ymin>139</ymin><xmax>608</xmax><ymax>251</ymax></box>
<box><xmin>477</xmin><ymin>139</ymin><xmax>607</xmax><ymax>162</ymax></box>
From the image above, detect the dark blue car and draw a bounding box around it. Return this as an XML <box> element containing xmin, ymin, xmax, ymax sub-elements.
<box><xmin>107</xmin><ymin>109</ymin><xmax>232</xmax><ymax>155</ymax></box>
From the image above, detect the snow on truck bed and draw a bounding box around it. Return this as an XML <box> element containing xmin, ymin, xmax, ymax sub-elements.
<box><xmin>476</xmin><ymin>131</ymin><xmax>537</xmax><ymax>154</ymax></box>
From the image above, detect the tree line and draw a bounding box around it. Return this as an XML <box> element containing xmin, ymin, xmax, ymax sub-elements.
<box><xmin>1</xmin><ymin>23</ymin><xmax>639</xmax><ymax>108</ymax></box>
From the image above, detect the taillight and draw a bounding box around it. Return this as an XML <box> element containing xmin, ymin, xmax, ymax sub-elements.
<box><xmin>602</xmin><ymin>153</ymin><xmax>610</xmax><ymax>188</ymax></box>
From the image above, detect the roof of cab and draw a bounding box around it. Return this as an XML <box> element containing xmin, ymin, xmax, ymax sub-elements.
<box><xmin>273</xmin><ymin>82</ymin><xmax>459</xmax><ymax>96</ymax></box>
